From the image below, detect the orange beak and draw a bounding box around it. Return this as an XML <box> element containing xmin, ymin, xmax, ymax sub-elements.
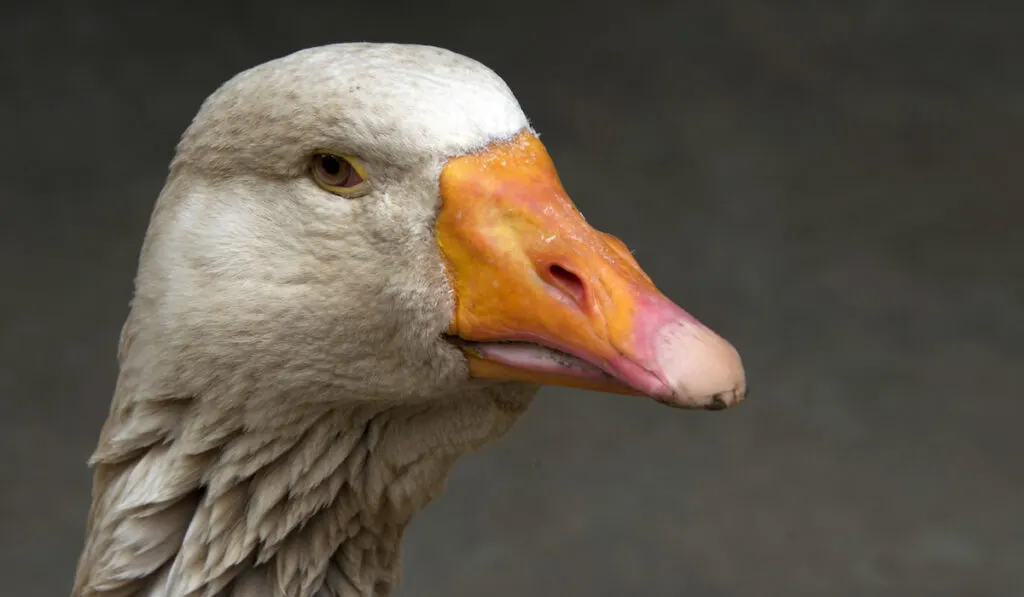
<box><xmin>436</xmin><ymin>131</ymin><xmax>746</xmax><ymax>409</ymax></box>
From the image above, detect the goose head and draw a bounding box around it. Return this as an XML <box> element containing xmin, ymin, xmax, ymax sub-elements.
<box><xmin>144</xmin><ymin>42</ymin><xmax>744</xmax><ymax>410</ymax></box>
<box><xmin>75</xmin><ymin>43</ymin><xmax>746</xmax><ymax>597</ymax></box>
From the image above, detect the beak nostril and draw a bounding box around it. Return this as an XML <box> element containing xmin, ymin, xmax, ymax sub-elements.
<box><xmin>547</xmin><ymin>264</ymin><xmax>587</xmax><ymax>308</ymax></box>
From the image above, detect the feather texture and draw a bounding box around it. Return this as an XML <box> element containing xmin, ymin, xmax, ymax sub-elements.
<box><xmin>75</xmin><ymin>390</ymin><xmax>535</xmax><ymax>597</ymax></box>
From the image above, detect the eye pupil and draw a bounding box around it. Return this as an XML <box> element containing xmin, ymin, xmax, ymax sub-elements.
<box><xmin>321</xmin><ymin>155</ymin><xmax>342</xmax><ymax>175</ymax></box>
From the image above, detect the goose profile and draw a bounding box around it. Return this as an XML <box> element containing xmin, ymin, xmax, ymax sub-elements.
<box><xmin>71</xmin><ymin>42</ymin><xmax>746</xmax><ymax>597</ymax></box>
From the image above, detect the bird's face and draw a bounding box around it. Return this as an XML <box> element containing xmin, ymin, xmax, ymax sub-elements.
<box><xmin>148</xmin><ymin>44</ymin><xmax>745</xmax><ymax>408</ymax></box>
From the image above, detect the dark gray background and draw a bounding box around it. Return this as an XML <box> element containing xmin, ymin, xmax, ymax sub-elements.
<box><xmin>2</xmin><ymin>1</ymin><xmax>1021</xmax><ymax>595</ymax></box>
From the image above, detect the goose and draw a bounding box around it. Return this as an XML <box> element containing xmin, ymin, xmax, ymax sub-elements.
<box><xmin>71</xmin><ymin>42</ymin><xmax>746</xmax><ymax>597</ymax></box>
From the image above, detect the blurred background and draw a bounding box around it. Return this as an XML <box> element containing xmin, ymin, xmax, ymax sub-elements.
<box><xmin>1</xmin><ymin>1</ymin><xmax>1021</xmax><ymax>595</ymax></box>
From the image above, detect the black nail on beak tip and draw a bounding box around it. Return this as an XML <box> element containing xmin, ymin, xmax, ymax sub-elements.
<box><xmin>704</xmin><ymin>393</ymin><xmax>730</xmax><ymax>411</ymax></box>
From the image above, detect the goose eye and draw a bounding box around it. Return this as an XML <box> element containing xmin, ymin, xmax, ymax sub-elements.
<box><xmin>311</xmin><ymin>152</ymin><xmax>366</xmax><ymax>193</ymax></box>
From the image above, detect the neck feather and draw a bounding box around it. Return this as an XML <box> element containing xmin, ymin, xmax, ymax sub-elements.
<box><xmin>72</xmin><ymin>387</ymin><xmax>534</xmax><ymax>597</ymax></box>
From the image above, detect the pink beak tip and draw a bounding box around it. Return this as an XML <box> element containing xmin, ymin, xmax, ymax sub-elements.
<box><xmin>649</xmin><ymin>317</ymin><xmax>748</xmax><ymax>411</ymax></box>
